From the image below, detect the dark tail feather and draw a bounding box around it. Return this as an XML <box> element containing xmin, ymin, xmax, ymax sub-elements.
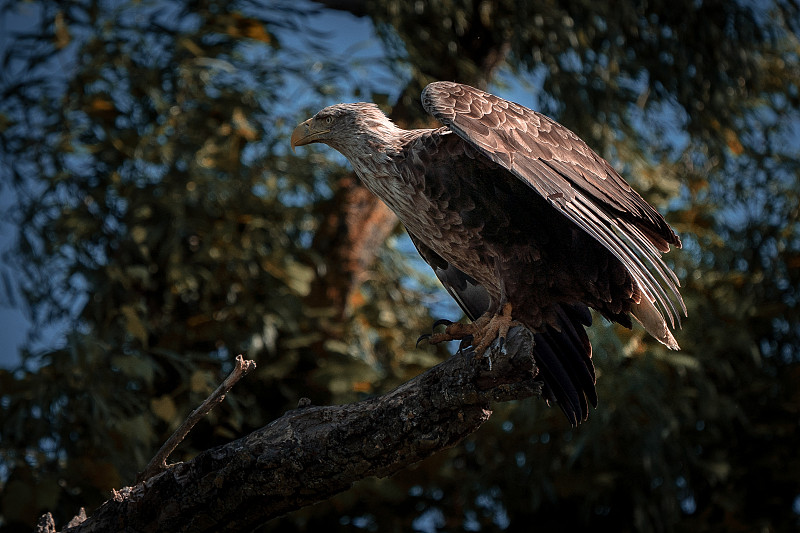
<box><xmin>532</xmin><ymin>304</ymin><xmax>596</xmax><ymax>425</ymax></box>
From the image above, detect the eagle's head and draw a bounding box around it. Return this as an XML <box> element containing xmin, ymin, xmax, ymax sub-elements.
<box><xmin>291</xmin><ymin>103</ymin><xmax>402</xmax><ymax>160</ymax></box>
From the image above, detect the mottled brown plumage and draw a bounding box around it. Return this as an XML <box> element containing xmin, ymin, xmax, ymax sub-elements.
<box><xmin>291</xmin><ymin>82</ymin><xmax>685</xmax><ymax>424</ymax></box>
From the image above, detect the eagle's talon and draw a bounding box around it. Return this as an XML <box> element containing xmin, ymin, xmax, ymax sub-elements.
<box><xmin>431</xmin><ymin>318</ymin><xmax>453</xmax><ymax>331</ymax></box>
<box><xmin>467</xmin><ymin>302</ymin><xmax>519</xmax><ymax>356</ymax></box>
<box><xmin>416</xmin><ymin>333</ymin><xmax>432</xmax><ymax>347</ymax></box>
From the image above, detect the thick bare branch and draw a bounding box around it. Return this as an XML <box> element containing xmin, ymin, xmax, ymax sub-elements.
<box><xmin>57</xmin><ymin>327</ymin><xmax>541</xmax><ymax>533</ymax></box>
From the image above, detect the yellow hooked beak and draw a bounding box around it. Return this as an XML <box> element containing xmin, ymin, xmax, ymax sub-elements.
<box><xmin>290</xmin><ymin>118</ymin><xmax>331</xmax><ymax>153</ymax></box>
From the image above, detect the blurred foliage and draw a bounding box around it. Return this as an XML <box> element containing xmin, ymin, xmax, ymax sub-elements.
<box><xmin>0</xmin><ymin>0</ymin><xmax>438</xmax><ymax>528</ymax></box>
<box><xmin>0</xmin><ymin>0</ymin><xmax>799</xmax><ymax>532</ymax></box>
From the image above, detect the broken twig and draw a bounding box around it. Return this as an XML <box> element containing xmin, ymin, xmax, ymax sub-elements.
<box><xmin>137</xmin><ymin>354</ymin><xmax>256</xmax><ymax>482</ymax></box>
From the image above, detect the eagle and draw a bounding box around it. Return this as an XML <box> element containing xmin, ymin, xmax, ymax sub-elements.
<box><xmin>291</xmin><ymin>82</ymin><xmax>685</xmax><ymax>425</ymax></box>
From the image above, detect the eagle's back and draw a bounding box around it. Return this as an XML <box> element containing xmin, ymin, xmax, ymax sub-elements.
<box><xmin>394</xmin><ymin>130</ymin><xmax>638</xmax><ymax>329</ymax></box>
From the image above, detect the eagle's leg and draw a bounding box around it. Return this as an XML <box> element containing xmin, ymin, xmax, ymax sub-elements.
<box><xmin>426</xmin><ymin>303</ymin><xmax>521</xmax><ymax>357</ymax></box>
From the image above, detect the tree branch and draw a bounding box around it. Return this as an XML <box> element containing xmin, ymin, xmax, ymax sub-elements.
<box><xmin>51</xmin><ymin>327</ymin><xmax>541</xmax><ymax>533</ymax></box>
<box><xmin>137</xmin><ymin>355</ymin><xmax>257</xmax><ymax>483</ymax></box>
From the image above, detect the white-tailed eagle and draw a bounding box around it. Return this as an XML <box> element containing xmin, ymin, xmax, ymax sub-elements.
<box><xmin>292</xmin><ymin>82</ymin><xmax>685</xmax><ymax>425</ymax></box>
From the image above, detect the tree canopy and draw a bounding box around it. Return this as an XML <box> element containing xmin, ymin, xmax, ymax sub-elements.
<box><xmin>1</xmin><ymin>0</ymin><xmax>799</xmax><ymax>531</ymax></box>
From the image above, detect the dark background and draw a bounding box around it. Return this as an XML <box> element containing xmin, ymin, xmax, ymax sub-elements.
<box><xmin>1</xmin><ymin>0</ymin><xmax>798</xmax><ymax>531</ymax></box>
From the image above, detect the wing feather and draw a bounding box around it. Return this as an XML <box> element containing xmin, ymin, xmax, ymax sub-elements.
<box><xmin>421</xmin><ymin>81</ymin><xmax>686</xmax><ymax>329</ymax></box>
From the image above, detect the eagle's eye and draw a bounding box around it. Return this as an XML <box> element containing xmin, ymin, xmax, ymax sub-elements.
<box><xmin>325</xmin><ymin>116</ymin><xmax>333</xmax><ymax>125</ymax></box>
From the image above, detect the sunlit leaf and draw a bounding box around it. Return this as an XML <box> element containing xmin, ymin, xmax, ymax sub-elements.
<box><xmin>119</xmin><ymin>305</ymin><xmax>149</xmax><ymax>347</ymax></box>
<box><xmin>190</xmin><ymin>369</ymin><xmax>215</xmax><ymax>395</ymax></box>
<box><xmin>150</xmin><ymin>395</ymin><xmax>177</xmax><ymax>423</ymax></box>
<box><xmin>54</xmin><ymin>10</ymin><xmax>70</xmax><ymax>49</ymax></box>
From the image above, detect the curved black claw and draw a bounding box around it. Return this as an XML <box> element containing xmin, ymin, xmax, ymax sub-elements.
<box><xmin>416</xmin><ymin>333</ymin><xmax>432</xmax><ymax>347</ymax></box>
<box><xmin>431</xmin><ymin>318</ymin><xmax>453</xmax><ymax>331</ymax></box>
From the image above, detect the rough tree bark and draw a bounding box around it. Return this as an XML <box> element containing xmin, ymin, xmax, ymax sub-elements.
<box><xmin>41</xmin><ymin>327</ymin><xmax>542</xmax><ymax>533</ymax></box>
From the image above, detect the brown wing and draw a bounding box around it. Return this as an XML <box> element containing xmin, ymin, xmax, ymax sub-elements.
<box><xmin>421</xmin><ymin>81</ymin><xmax>686</xmax><ymax>328</ymax></box>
